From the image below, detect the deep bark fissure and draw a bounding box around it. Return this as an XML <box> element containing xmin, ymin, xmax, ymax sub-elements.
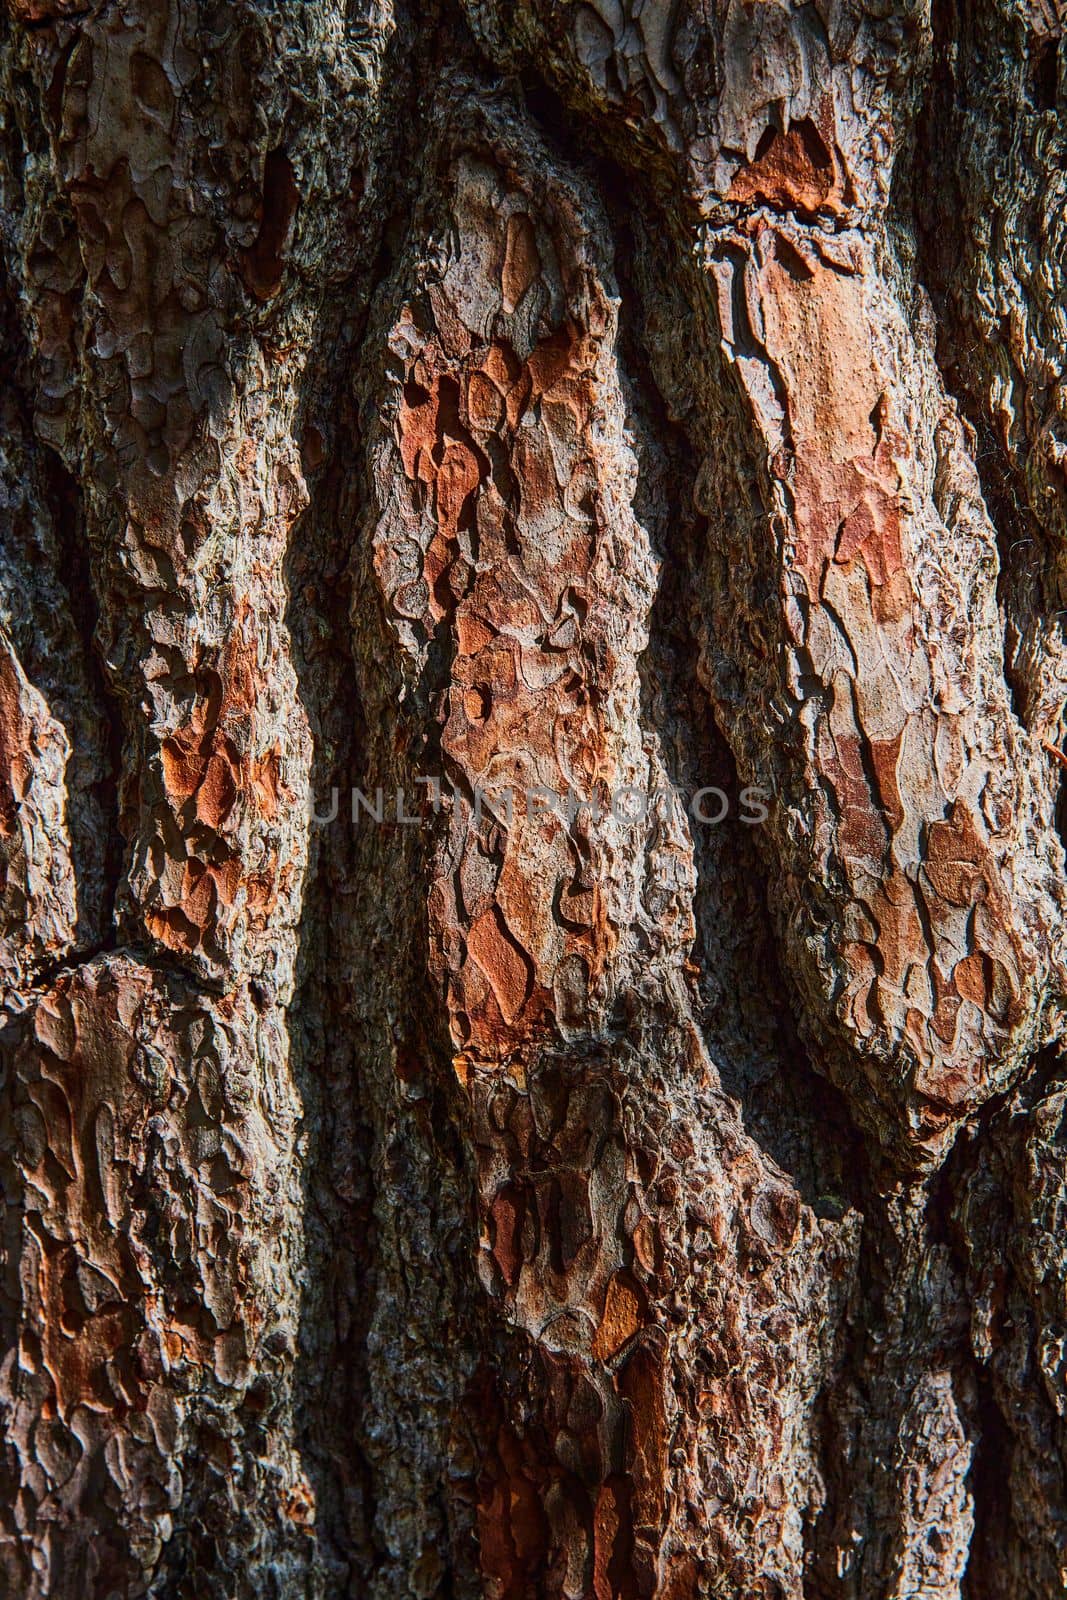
<box><xmin>3</xmin><ymin>1</ymin><xmax>1067</xmax><ymax>1595</ymax></box>
<box><xmin>0</xmin><ymin>267</ymin><xmax>123</xmax><ymax>956</ymax></box>
<box><xmin>605</xmin><ymin>155</ymin><xmax>866</xmax><ymax>1219</ymax></box>
<box><xmin>916</xmin><ymin>0</ymin><xmax>1046</xmax><ymax>713</ymax></box>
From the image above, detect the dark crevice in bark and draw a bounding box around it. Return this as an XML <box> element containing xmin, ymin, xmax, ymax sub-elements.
<box><xmin>282</xmin><ymin>29</ymin><xmax>484</xmax><ymax>1582</ymax></box>
<box><xmin>278</xmin><ymin>11</ymin><xmax>485</xmax><ymax>1586</ymax></box>
<box><xmin>915</xmin><ymin>0</ymin><xmax>1056</xmax><ymax>735</ymax></box>
<box><xmin>0</xmin><ymin>262</ymin><xmax>123</xmax><ymax>955</ymax></box>
<box><xmin>14</xmin><ymin>936</ymin><xmax>119</xmax><ymax>998</ymax></box>
<box><xmin>283</xmin><ymin>225</ymin><xmax>408</xmax><ymax>1586</ymax></box>
<box><xmin>289</xmin><ymin>485</ymin><xmax>479</xmax><ymax>1592</ymax></box>
<box><xmin>929</xmin><ymin>357</ymin><xmax>1044</xmax><ymax>728</ymax></box>
<box><xmin>239</xmin><ymin>147</ymin><xmax>299</xmax><ymax>303</ymax></box>
<box><xmin>943</xmin><ymin>1046</ymin><xmax>1067</xmax><ymax>1598</ymax></box>
<box><xmin>958</xmin><ymin>1333</ymin><xmax>1014</xmax><ymax>1598</ymax></box>
<box><xmin>285</xmin><ymin>442</ymin><xmax>378</xmax><ymax>1592</ymax></box>
<box><xmin>944</xmin><ymin>1127</ymin><xmax>1015</xmax><ymax>1600</ymax></box>
<box><xmin>568</xmin><ymin>133</ymin><xmax>867</xmax><ymax>1216</ymax></box>
<box><xmin>37</xmin><ymin>446</ymin><xmax>125</xmax><ymax>946</ymax></box>
<box><xmin>519</xmin><ymin>75</ymin><xmax>582</xmax><ymax>159</ymax></box>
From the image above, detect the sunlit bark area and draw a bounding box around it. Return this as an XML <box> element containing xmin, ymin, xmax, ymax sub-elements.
<box><xmin>1</xmin><ymin>2</ymin><xmax>1066</xmax><ymax>1595</ymax></box>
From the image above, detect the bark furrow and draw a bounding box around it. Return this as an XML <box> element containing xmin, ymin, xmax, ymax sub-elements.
<box><xmin>1</xmin><ymin>2</ymin><xmax>1065</xmax><ymax>1597</ymax></box>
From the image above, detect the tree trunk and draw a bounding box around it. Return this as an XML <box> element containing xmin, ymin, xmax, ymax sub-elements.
<box><xmin>1</xmin><ymin>1</ymin><xmax>1065</xmax><ymax>1595</ymax></box>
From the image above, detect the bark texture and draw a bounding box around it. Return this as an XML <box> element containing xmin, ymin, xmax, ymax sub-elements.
<box><xmin>0</xmin><ymin>2</ymin><xmax>1065</xmax><ymax>1597</ymax></box>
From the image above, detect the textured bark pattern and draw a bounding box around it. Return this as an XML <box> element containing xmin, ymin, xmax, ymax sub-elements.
<box><xmin>1</xmin><ymin>1</ymin><xmax>1066</xmax><ymax>1597</ymax></box>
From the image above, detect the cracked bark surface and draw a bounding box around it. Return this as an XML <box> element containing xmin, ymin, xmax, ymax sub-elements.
<box><xmin>1</xmin><ymin>2</ymin><xmax>1066</xmax><ymax>1597</ymax></box>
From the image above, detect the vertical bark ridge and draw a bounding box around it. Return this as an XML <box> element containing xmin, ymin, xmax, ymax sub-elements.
<box><xmin>0</xmin><ymin>2</ymin><xmax>399</xmax><ymax>1593</ymax></box>
<box><xmin>461</xmin><ymin>0</ymin><xmax>1067</xmax><ymax>1166</ymax></box>
<box><xmin>1</xmin><ymin>1</ymin><xmax>1066</xmax><ymax>1595</ymax></box>
<box><xmin>915</xmin><ymin>5</ymin><xmax>1067</xmax><ymax>1590</ymax></box>
<box><xmin>455</xmin><ymin>4</ymin><xmax>1067</xmax><ymax>1594</ymax></box>
<box><xmin>1</xmin><ymin>956</ymin><xmax>315</xmax><ymax>1597</ymax></box>
<box><xmin>362</xmin><ymin>83</ymin><xmax>860</xmax><ymax>1599</ymax></box>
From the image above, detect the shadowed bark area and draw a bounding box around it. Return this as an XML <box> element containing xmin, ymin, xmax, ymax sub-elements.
<box><xmin>0</xmin><ymin>2</ymin><xmax>1065</xmax><ymax>1597</ymax></box>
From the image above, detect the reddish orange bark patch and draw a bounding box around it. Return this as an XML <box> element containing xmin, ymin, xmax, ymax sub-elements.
<box><xmin>476</xmin><ymin>1417</ymin><xmax>550</xmax><ymax>1597</ymax></box>
<box><xmin>924</xmin><ymin>803</ymin><xmax>989</xmax><ymax>907</ymax></box>
<box><xmin>490</xmin><ymin>1182</ymin><xmax>528</xmax><ymax>1288</ymax></box>
<box><xmin>618</xmin><ymin>1344</ymin><xmax>668</xmax><ymax>1527</ymax></box>
<box><xmin>154</xmin><ymin>602</ymin><xmax>284</xmax><ymax>947</ymax></box>
<box><xmin>728</xmin><ymin>118</ymin><xmax>843</xmax><ymax>215</ymax></box>
<box><xmin>593</xmin><ymin>1477</ymin><xmax>637</xmax><ymax>1600</ymax></box>
<box><xmin>592</xmin><ymin>1271</ymin><xmax>647</xmax><ymax>1361</ymax></box>
<box><xmin>792</xmin><ymin>446</ymin><xmax>904</xmax><ymax>600</ymax></box>
<box><xmin>467</xmin><ymin>907</ymin><xmax>532</xmax><ymax>1028</ymax></box>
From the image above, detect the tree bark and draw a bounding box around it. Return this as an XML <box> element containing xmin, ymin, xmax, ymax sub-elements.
<box><xmin>1</xmin><ymin>1</ymin><xmax>1065</xmax><ymax>1596</ymax></box>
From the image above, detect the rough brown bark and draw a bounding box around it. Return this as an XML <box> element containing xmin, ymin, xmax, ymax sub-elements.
<box><xmin>1</xmin><ymin>2</ymin><xmax>1065</xmax><ymax>1597</ymax></box>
